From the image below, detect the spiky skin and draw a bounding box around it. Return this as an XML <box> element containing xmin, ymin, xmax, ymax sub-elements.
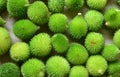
<box><xmin>0</xmin><ymin>17</ymin><xmax>6</xmax><ymax>26</ymax></box>
<box><xmin>85</xmin><ymin>32</ymin><xmax>105</xmax><ymax>54</ymax></box>
<box><xmin>13</xmin><ymin>19</ymin><xmax>39</xmax><ymax>40</ymax></box>
<box><xmin>30</xmin><ymin>33</ymin><xmax>52</xmax><ymax>57</ymax></box>
<box><xmin>0</xmin><ymin>27</ymin><xmax>11</xmax><ymax>55</ymax></box>
<box><xmin>108</xmin><ymin>61</ymin><xmax>120</xmax><ymax>74</ymax></box>
<box><xmin>65</xmin><ymin>0</ymin><xmax>84</xmax><ymax>11</ymax></box>
<box><xmin>21</xmin><ymin>58</ymin><xmax>45</xmax><ymax>77</ymax></box>
<box><xmin>87</xmin><ymin>0</ymin><xmax>107</xmax><ymax>10</ymax></box>
<box><xmin>69</xmin><ymin>66</ymin><xmax>89</xmax><ymax>77</ymax></box>
<box><xmin>104</xmin><ymin>7</ymin><xmax>120</xmax><ymax>29</ymax></box>
<box><xmin>49</xmin><ymin>13</ymin><xmax>68</xmax><ymax>33</ymax></box>
<box><xmin>27</xmin><ymin>1</ymin><xmax>50</xmax><ymax>25</ymax></box>
<box><xmin>0</xmin><ymin>63</ymin><xmax>20</xmax><ymax>77</ymax></box>
<box><xmin>7</xmin><ymin>0</ymin><xmax>29</xmax><ymax>18</ymax></box>
<box><xmin>48</xmin><ymin>0</ymin><xmax>65</xmax><ymax>13</ymax></box>
<box><xmin>85</xmin><ymin>10</ymin><xmax>104</xmax><ymax>31</ymax></box>
<box><xmin>113</xmin><ymin>29</ymin><xmax>120</xmax><ymax>48</ymax></box>
<box><xmin>51</xmin><ymin>33</ymin><xmax>69</xmax><ymax>54</ymax></box>
<box><xmin>69</xmin><ymin>13</ymin><xmax>88</xmax><ymax>39</ymax></box>
<box><xmin>66</xmin><ymin>43</ymin><xmax>88</xmax><ymax>65</ymax></box>
<box><xmin>46</xmin><ymin>56</ymin><xmax>70</xmax><ymax>77</ymax></box>
<box><xmin>10</xmin><ymin>42</ymin><xmax>30</xmax><ymax>62</ymax></box>
<box><xmin>0</xmin><ymin>0</ymin><xmax>7</xmax><ymax>12</ymax></box>
<box><xmin>86</xmin><ymin>55</ymin><xmax>108</xmax><ymax>76</ymax></box>
<box><xmin>102</xmin><ymin>44</ymin><xmax>120</xmax><ymax>62</ymax></box>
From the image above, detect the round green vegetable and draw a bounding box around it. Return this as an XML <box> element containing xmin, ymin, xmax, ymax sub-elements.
<box><xmin>86</xmin><ymin>55</ymin><xmax>108</xmax><ymax>76</ymax></box>
<box><xmin>46</xmin><ymin>56</ymin><xmax>70</xmax><ymax>77</ymax></box>
<box><xmin>69</xmin><ymin>13</ymin><xmax>88</xmax><ymax>39</ymax></box>
<box><xmin>113</xmin><ymin>29</ymin><xmax>120</xmax><ymax>48</ymax></box>
<box><xmin>66</xmin><ymin>43</ymin><xmax>88</xmax><ymax>65</ymax></box>
<box><xmin>108</xmin><ymin>61</ymin><xmax>120</xmax><ymax>74</ymax></box>
<box><xmin>0</xmin><ymin>17</ymin><xmax>6</xmax><ymax>26</ymax></box>
<box><xmin>49</xmin><ymin>13</ymin><xmax>68</xmax><ymax>33</ymax></box>
<box><xmin>102</xmin><ymin>44</ymin><xmax>120</xmax><ymax>62</ymax></box>
<box><xmin>85</xmin><ymin>10</ymin><xmax>104</xmax><ymax>31</ymax></box>
<box><xmin>0</xmin><ymin>0</ymin><xmax>7</xmax><ymax>12</ymax></box>
<box><xmin>104</xmin><ymin>7</ymin><xmax>120</xmax><ymax>29</ymax></box>
<box><xmin>30</xmin><ymin>33</ymin><xmax>52</xmax><ymax>57</ymax></box>
<box><xmin>0</xmin><ymin>63</ymin><xmax>20</xmax><ymax>77</ymax></box>
<box><xmin>69</xmin><ymin>66</ymin><xmax>89</xmax><ymax>77</ymax></box>
<box><xmin>51</xmin><ymin>33</ymin><xmax>69</xmax><ymax>54</ymax></box>
<box><xmin>13</xmin><ymin>19</ymin><xmax>39</xmax><ymax>40</ymax></box>
<box><xmin>7</xmin><ymin>0</ymin><xmax>29</xmax><ymax>18</ymax></box>
<box><xmin>85</xmin><ymin>32</ymin><xmax>105</xmax><ymax>54</ymax></box>
<box><xmin>10</xmin><ymin>42</ymin><xmax>30</xmax><ymax>62</ymax></box>
<box><xmin>87</xmin><ymin>0</ymin><xmax>107</xmax><ymax>10</ymax></box>
<box><xmin>0</xmin><ymin>27</ymin><xmax>11</xmax><ymax>55</ymax></box>
<box><xmin>21</xmin><ymin>58</ymin><xmax>45</xmax><ymax>77</ymax></box>
<box><xmin>27</xmin><ymin>1</ymin><xmax>50</xmax><ymax>25</ymax></box>
<box><xmin>65</xmin><ymin>0</ymin><xmax>84</xmax><ymax>11</ymax></box>
<box><xmin>48</xmin><ymin>0</ymin><xmax>65</xmax><ymax>13</ymax></box>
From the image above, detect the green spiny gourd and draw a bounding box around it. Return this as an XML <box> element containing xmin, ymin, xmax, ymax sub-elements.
<box><xmin>7</xmin><ymin>0</ymin><xmax>29</xmax><ymax>18</ymax></box>
<box><xmin>0</xmin><ymin>27</ymin><xmax>11</xmax><ymax>55</ymax></box>
<box><xmin>51</xmin><ymin>33</ymin><xmax>69</xmax><ymax>54</ymax></box>
<box><xmin>85</xmin><ymin>10</ymin><xmax>104</xmax><ymax>31</ymax></box>
<box><xmin>46</xmin><ymin>56</ymin><xmax>70</xmax><ymax>77</ymax></box>
<box><xmin>86</xmin><ymin>55</ymin><xmax>108</xmax><ymax>76</ymax></box>
<box><xmin>13</xmin><ymin>19</ymin><xmax>39</xmax><ymax>40</ymax></box>
<box><xmin>85</xmin><ymin>32</ymin><xmax>105</xmax><ymax>54</ymax></box>
<box><xmin>21</xmin><ymin>58</ymin><xmax>45</xmax><ymax>77</ymax></box>
<box><xmin>66</xmin><ymin>43</ymin><xmax>88</xmax><ymax>65</ymax></box>
<box><xmin>69</xmin><ymin>13</ymin><xmax>88</xmax><ymax>39</ymax></box>
<box><xmin>27</xmin><ymin>1</ymin><xmax>50</xmax><ymax>25</ymax></box>
<box><xmin>30</xmin><ymin>33</ymin><xmax>52</xmax><ymax>57</ymax></box>
<box><xmin>48</xmin><ymin>13</ymin><xmax>68</xmax><ymax>33</ymax></box>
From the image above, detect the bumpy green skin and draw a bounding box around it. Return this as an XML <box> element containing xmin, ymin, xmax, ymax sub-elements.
<box><xmin>21</xmin><ymin>58</ymin><xmax>45</xmax><ymax>77</ymax></box>
<box><xmin>0</xmin><ymin>63</ymin><xmax>20</xmax><ymax>77</ymax></box>
<box><xmin>0</xmin><ymin>27</ymin><xmax>11</xmax><ymax>55</ymax></box>
<box><xmin>104</xmin><ymin>7</ymin><xmax>120</xmax><ymax>29</ymax></box>
<box><xmin>13</xmin><ymin>19</ymin><xmax>39</xmax><ymax>40</ymax></box>
<box><xmin>86</xmin><ymin>55</ymin><xmax>108</xmax><ymax>76</ymax></box>
<box><xmin>85</xmin><ymin>10</ymin><xmax>104</xmax><ymax>31</ymax></box>
<box><xmin>46</xmin><ymin>56</ymin><xmax>70</xmax><ymax>77</ymax></box>
<box><xmin>66</xmin><ymin>0</ymin><xmax>84</xmax><ymax>11</ymax></box>
<box><xmin>85</xmin><ymin>32</ymin><xmax>105</xmax><ymax>54</ymax></box>
<box><xmin>10</xmin><ymin>42</ymin><xmax>30</xmax><ymax>62</ymax></box>
<box><xmin>51</xmin><ymin>33</ymin><xmax>69</xmax><ymax>54</ymax></box>
<box><xmin>7</xmin><ymin>0</ymin><xmax>29</xmax><ymax>18</ymax></box>
<box><xmin>0</xmin><ymin>0</ymin><xmax>7</xmax><ymax>12</ymax></box>
<box><xmin>66</xmin><ymin>43</ymin><xmax>88</xmax><ymax>65</ymax></box>
<box><xmin>87</xmin><ymin>0</ymin><xmax>107</xmax><ymax>10</ymax></box>
<box><xmin>108</xmin><ymin>61</ymin><xmax>120</xmax><ymax>74</ymax></box>
<box><xmin>69</xmin><ymin>66</ymin><xmax>89</xmax><ymax>77</ymax></box>
<box><xmin>48</xmin><ymin>0</ymin><xmax>65</xmax><ymax>13</ymax></box>
<box><xmin>102</xmin><ymin>44</ymin><xmax>120</xmax><ymax>62</ymax></box>
<box><xmin>27</xmin><ymin>1</ymin><xmax>50</xmax><ymax>25</ymax></box>
<box><xmin>69</xmin><ymin>14</ymin><xmax>88</xmax><ymax>39</ymax></box>
<box><xmin>0</xmin><ymin>17</ymin><xmax>6</xmax><ymax>26</ymax></box>
<box><xmin>30</xmin><ymin>33</ymin><xmax>52</xmax><ymax>57</ymax></box>
<box><xmin>113</xmin><ymin>29</ymin><xmax>120</xmax><ymax>48</ymax></box>
<box><xmin>49</xmin><ymin>13</ymin><xmax>68</xmax><ymax>33</ymax></box>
